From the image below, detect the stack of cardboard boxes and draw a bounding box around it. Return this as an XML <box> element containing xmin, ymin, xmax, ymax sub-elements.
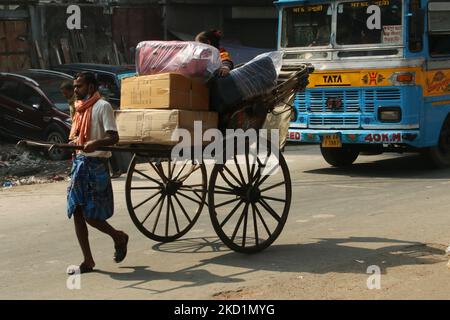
<box><xmin>115</xmin><ymin>73</ymin><xmax>218</xmax><ymax>145</ymax></box>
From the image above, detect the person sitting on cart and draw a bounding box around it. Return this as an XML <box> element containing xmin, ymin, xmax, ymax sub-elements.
<box><xmin>195</xmin><ymin>29</ymin><xmax>234</xmax><ymax>76</ymax></box>
<box><xmin>66</xmin><ymin>71</ymin><xmax>129</xmax><ymax>275</ymax></box>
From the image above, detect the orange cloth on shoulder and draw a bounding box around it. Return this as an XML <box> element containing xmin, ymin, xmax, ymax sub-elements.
<box><xmin>69</xmin><ymin>91</ymin><xmax>101</xmax><ymax>146</ymax></box>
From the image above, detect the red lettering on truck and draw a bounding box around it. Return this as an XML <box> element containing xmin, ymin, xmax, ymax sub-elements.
<box><xmin>392</xmin><ymin>133</ymin><xmax>401</xmax><ymax>142</ymax></box>
<box><xmin>365</xmin><ymin>133</ymin><xmax>402</xmax><ymax>143</ymax></box>
<box><xmin>288</xmin><ymin>131</ymin><xmax>301</xmax><ymax>141</ymax></box>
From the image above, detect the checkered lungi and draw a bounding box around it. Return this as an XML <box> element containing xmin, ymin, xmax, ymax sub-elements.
<box><xmin>67</xmin><ymin>155</ymin><xmax>114</xmax><ymax>220</ymax></box>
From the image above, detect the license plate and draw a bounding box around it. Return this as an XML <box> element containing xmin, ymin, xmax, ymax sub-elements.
<box><xmin>322</xmin><ymin>134</ymin><xmax>342</xmax><ymax>148</ymax></box>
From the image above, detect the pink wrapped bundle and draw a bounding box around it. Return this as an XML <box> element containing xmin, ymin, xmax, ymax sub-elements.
<box><xmin>136</xmin><ymin>41</ymin><xmax>222</xmax><ymax>80</ymax></box>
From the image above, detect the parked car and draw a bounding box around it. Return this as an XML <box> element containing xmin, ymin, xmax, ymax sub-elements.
<box><xmin>51</xmin><ymin>63</ymin><xmax>136</xmax><ymax>109</ymax></box>
<box><xmin>0</xmin><ymin>70</ymin><xmax>73</xmax><ymax>160</ymax></box>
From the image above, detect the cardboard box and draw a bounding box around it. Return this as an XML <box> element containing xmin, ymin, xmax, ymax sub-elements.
<box><xmin>191</xmin><ymin>79</ymin><xmax>210</xmax><ymax>110</ymax></box>
<box><xmin>115</xmin><ymin>109</ymin><xmax>218</xmax><ymax>145</ymax></box>
<box><xmin>120</xmin><ymin>73</ymin><xmax>209</xmax><ymax>110</ymax></box>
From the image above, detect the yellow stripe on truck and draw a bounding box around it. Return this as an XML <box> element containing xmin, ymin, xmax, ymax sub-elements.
<box><xmin>306</xmin><ymin>67</ymin><xmax>450</xmax><ymax>98</ymax></box>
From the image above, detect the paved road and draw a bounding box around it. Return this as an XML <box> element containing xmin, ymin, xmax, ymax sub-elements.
<box><xmin>0</xmin><ymin>144</ymin><xmax>449</xmax><ymax>299</ymax></box>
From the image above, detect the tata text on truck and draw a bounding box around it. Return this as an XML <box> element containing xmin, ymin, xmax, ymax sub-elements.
<box><xmin>278</xmin><ymin>0</ymin><xmax>450</xmax><ymax>167</ymax></box>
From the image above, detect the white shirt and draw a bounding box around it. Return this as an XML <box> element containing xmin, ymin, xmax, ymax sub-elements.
<box><xmin>80</xmin><ymin>99</ymin><xmax>118</xmax><ymax>158</ymax></box>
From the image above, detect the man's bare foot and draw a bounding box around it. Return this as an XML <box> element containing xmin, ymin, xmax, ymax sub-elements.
<box><xmin>113</xmin><ymin>231</ymin><xmax>129</xmax><ymax>263</ymax></box>
<box><xmin>67</xmin><ymin>261</ymin><xmax>95</xmax><ymax>275</ymax></box>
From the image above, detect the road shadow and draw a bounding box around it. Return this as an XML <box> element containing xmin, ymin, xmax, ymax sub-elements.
<box><xmin>155</xmin><ymin>236</ymin><xmax>447</xmax><ymax>275</ymax></box>
<box><xmin>97</xmin><ymin>236</ymin><xmax>447</xmax><ymax>293</ymax></box>
<box><xmin>152</xmin><ymin>237</ymin><xmax>230</xmax><ymax>254</ymax></box>
<box><xmin>305</xmin><ymin>153</ymin><xmax>450</xmax><ymax>179</ymax></box>
<box><xmin>95</xmin><ymin>265</ymin><xmax>248</xmax><ymax>294</ymax></box>
<box><xmin>198</xmin><ymin>237</ymin><xmax>446</xmax><ymax>275</ymax></box>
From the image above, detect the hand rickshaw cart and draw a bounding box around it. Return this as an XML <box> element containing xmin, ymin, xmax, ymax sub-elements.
<box><xmin>19</xmin><ymin>64</ymin><xmax>312</xmax><ymax>254</ymax></box>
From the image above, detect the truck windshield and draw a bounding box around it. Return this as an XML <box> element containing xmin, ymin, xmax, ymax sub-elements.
<box><xmin>281</xmin><ymin>4</ymin><xmax>332</xmax><ymax>48</ymax></box>
<box><xmin>336</xmin><ymin>0</ymin><xmax>403</xmax><ymax>45</ymax></box>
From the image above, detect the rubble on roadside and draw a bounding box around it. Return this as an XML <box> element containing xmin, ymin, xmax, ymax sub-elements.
<box><xmin>0</xmin><ymin>142</ymin><xmax>71</xmax><ymax>189</ymax></box>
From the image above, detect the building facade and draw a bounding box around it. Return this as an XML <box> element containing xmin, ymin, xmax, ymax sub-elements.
<box><xmin>0</xmin><ymin>0</ymin><xmax>278</xmax><ymax>71</ymax></box>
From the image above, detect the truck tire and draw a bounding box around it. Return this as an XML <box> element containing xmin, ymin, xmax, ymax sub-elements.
<box><xmin>320</xmin><ymin>145</ymin><xmax>359</xmax><ymax>167</ymax></box>
<box><xmin>424</xmin><ymin>116</ymin><xmax>450</xmax><ymax>168</ymax></box>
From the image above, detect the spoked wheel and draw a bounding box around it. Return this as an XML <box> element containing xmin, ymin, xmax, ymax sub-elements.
<box><xmin>208</xmin><ymin>137</ymin><xmax>292</xmax><ymax>253</ymax></box>
<box><xmin>125</xmin><ymin>154</ymin><xmax>207</xmax><ymax>242</ymax></box>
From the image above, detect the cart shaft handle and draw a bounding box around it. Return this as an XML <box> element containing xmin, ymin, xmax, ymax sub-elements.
<box><xmin>17</xmin><ymin>140</ymin><xmax>173</xmax><ymax>155</ymax></box>
<box><xmin>17</xmin><ymin>140</ymin><xmax>117</xmax><ymax>152</ymax></box>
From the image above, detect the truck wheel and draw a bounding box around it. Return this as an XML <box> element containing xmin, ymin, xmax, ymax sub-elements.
<box><xmin>424</xmin><ymin>116</ymin><xmax>450</xmax><ymax>168</ymax></box>
<box><xmin>45</xmin><ymin>125</ymin><xmax>69</xmax><ymax>161</ymax></box>
<box><xmin>320</xmin><ymin>145</ymin><xmax>359</xmax><ymax>167</ymax></box>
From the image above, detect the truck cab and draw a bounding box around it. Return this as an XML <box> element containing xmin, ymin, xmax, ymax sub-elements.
<box><xmin>277</xmin><ymin>0</ymin><xmax>450</xmax><ymax>167</ymax></box>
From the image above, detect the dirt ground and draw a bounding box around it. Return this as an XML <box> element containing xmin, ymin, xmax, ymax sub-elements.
<box><xmin>1</xmin><ymin>146</ymin><xmax>449</xmax><ymax>300</ymax></box>
<box><xmin>0</xmin><ymin>141</ymin><xmax>71</xmax><ymax>188</ymax></box>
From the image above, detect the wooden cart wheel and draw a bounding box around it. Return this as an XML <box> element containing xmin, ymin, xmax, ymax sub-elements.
<box><xmin>126</xmin><ymin>154</ymin><xmax>207</xmax><ymax>242</ymax></box>
<box><xmin>208</xmin><ymin>137</ymin><xmax>292</xmax><ymax>253</ymax></box>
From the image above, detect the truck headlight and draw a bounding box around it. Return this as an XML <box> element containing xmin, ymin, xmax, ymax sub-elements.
<box><xmin>378</xmin><ymin>107</ymin><xmax>402</xmax><ymax>122</ymax></box>
<box><xmin>390</xmin><ymin>72</ymin><xmax>415</xmax><ymax>86</ymax></box>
